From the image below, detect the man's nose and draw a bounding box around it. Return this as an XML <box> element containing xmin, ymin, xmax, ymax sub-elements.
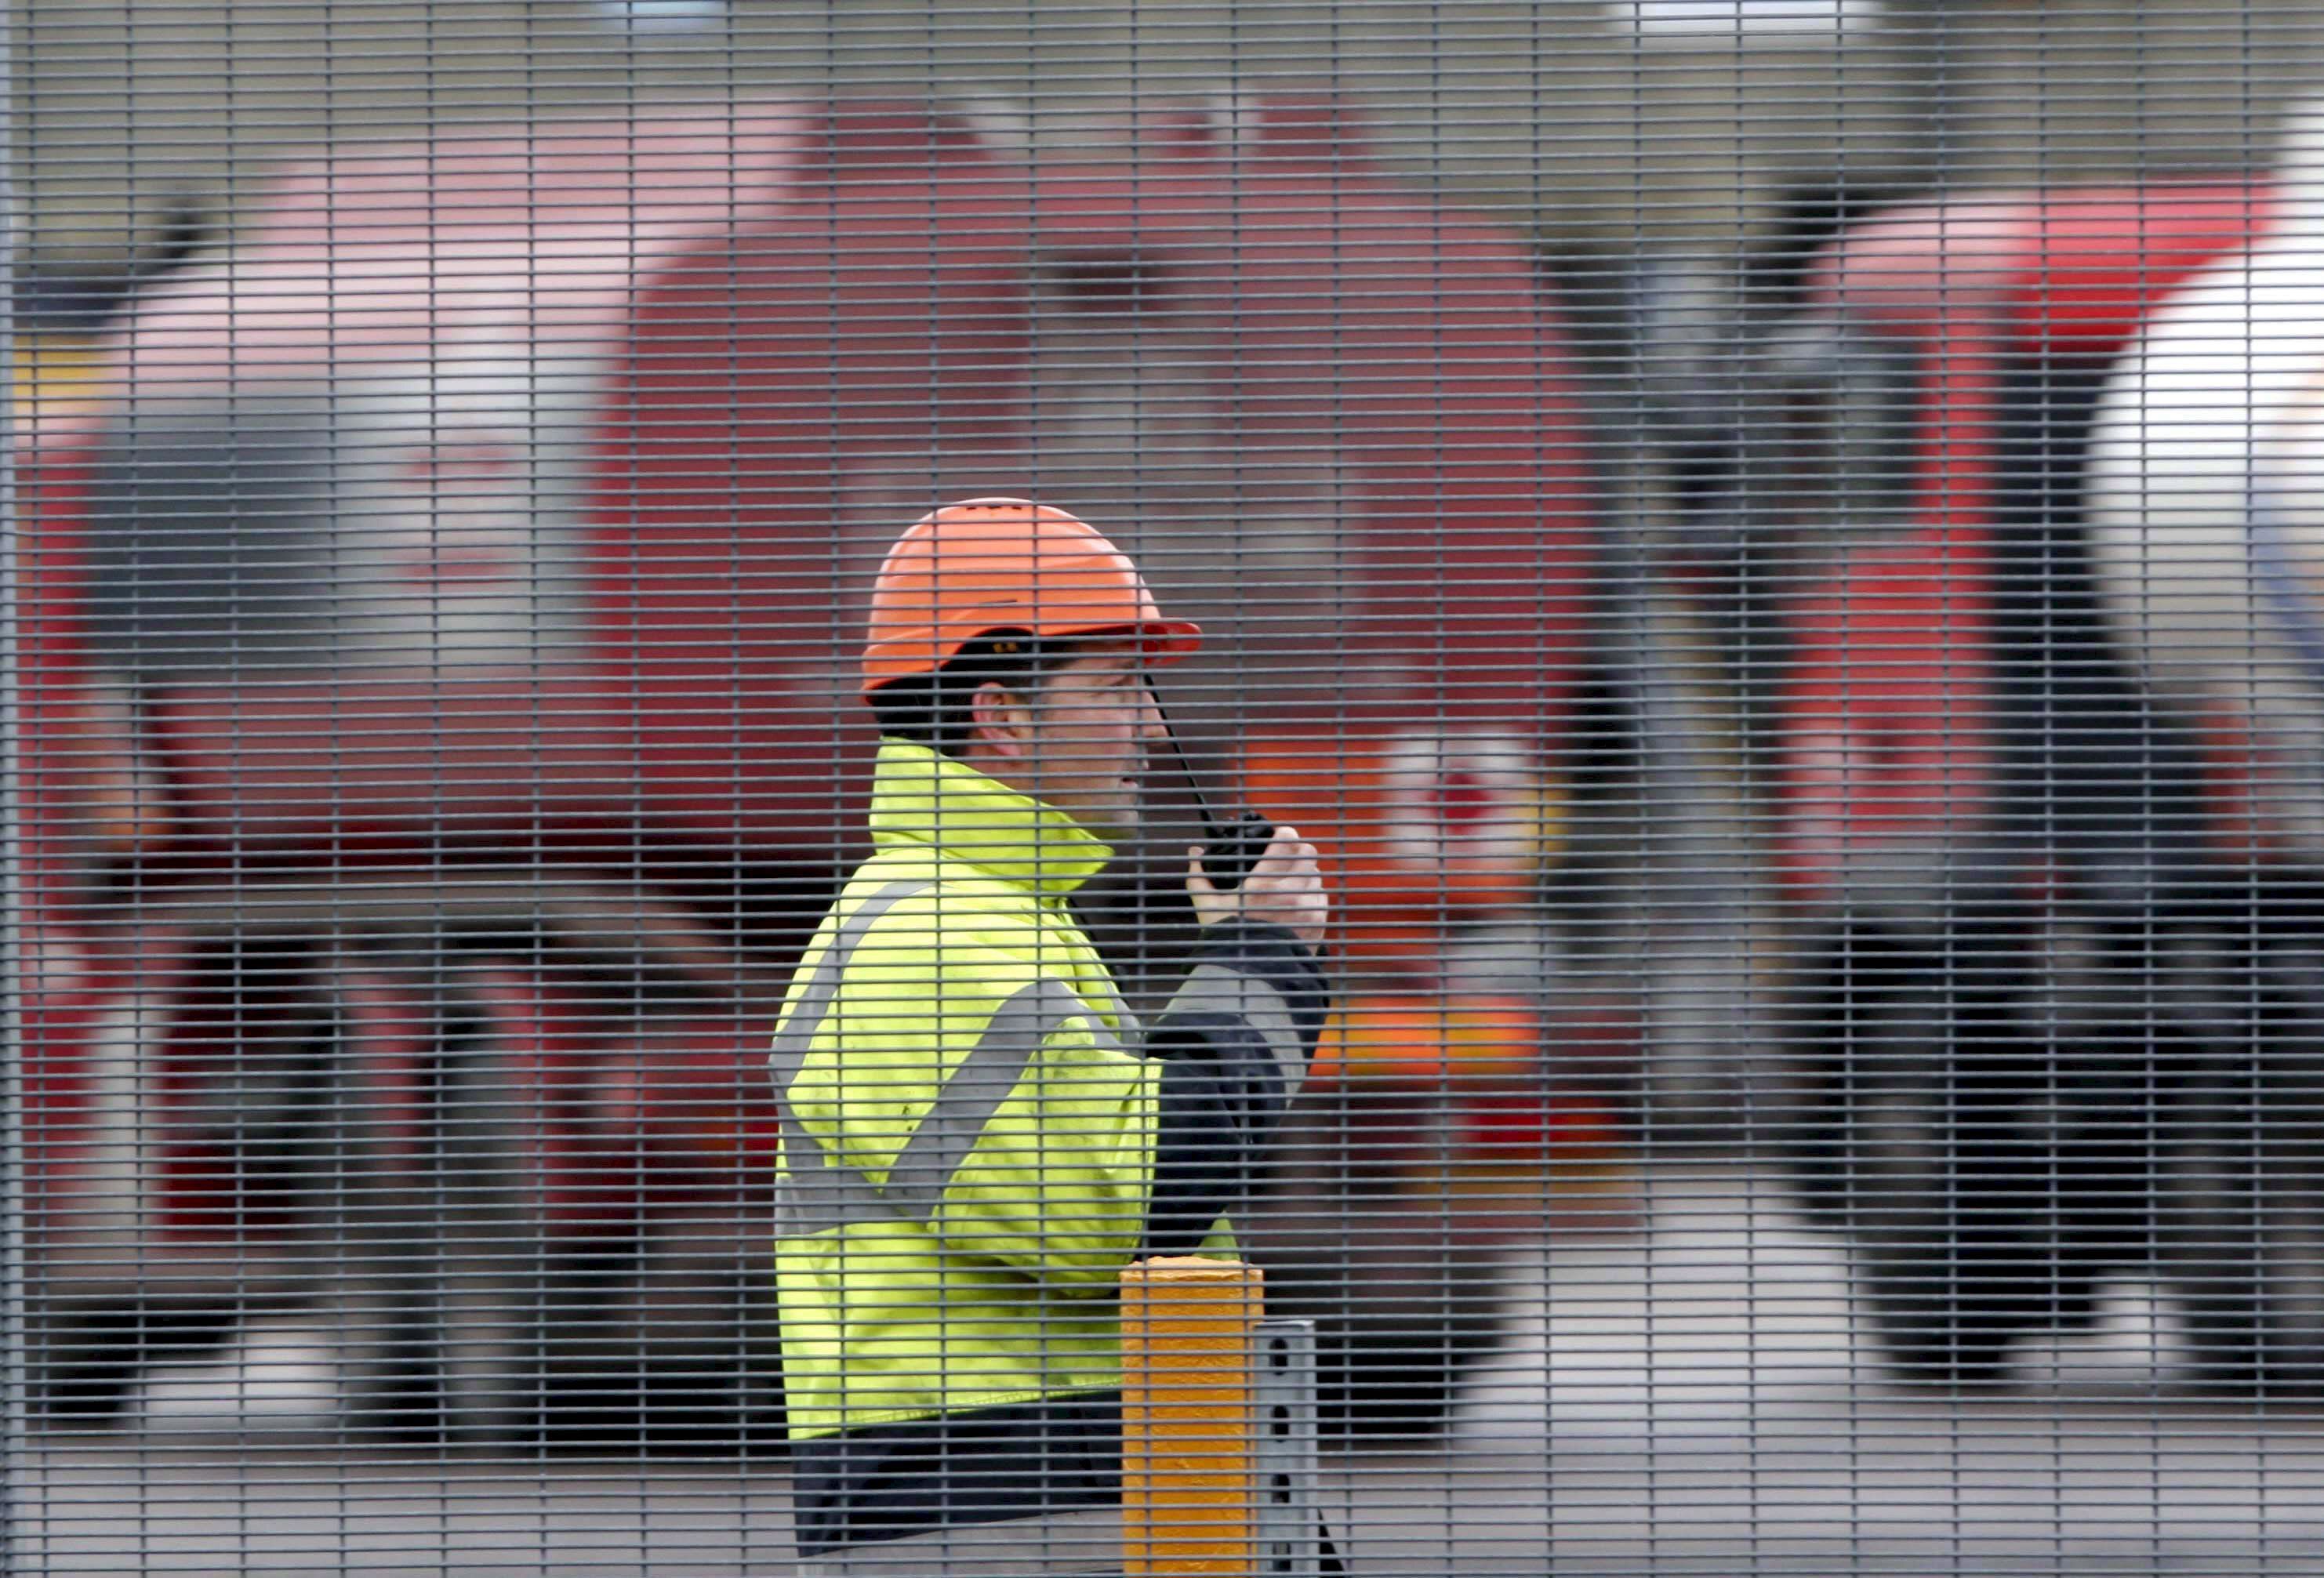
<box><xmin>1137</xmin><ymin>687</ymin><xmax>1167</xmax><ymax>739</ymax></box>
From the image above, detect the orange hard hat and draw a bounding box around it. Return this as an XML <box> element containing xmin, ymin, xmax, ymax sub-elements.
<box><xmin>861</xmin><ymin>498</ymin><xmax>1202</xmax><ymax>695</ymax></box>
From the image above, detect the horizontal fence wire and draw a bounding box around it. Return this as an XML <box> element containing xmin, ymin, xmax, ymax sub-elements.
<box><xmin>18</xmin><ymin>3</ymin><xmax>2324</xmax><ymax>1576</ymax></box>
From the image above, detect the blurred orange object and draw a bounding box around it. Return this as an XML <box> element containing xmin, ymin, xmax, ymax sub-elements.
<box><xmin>1311</xmin><ymin>992</ymin><xmax>1541</xmax><ymax>1082</ymax></box>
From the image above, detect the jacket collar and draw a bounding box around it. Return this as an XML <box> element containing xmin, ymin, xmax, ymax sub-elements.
<box><xmin>867</xmin><ymin>738</ymin><xmax>1115</xmax><ymax>898</ymax></box>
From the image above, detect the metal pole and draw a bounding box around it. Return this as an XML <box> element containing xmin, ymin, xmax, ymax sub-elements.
<box><xmin>1251</xmin><ymin>1318</ymin><xmax>1322</xmax><ymax>1578</ymax></box>
<box><xmin>1604</xmin><ymin>262</ymin><xmax>1763</xmax><ymax>1134</ymax></box>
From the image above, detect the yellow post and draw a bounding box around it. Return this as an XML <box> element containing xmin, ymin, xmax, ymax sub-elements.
<box><xmin>1118</xmin><ymin>1256</ymin><xmax>1263</xmax><ymax>1576</ymax></box>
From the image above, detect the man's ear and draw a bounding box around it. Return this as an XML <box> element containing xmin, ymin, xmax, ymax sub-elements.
<box><xmin>967</xmin><ymin>680</ymin><xmax>1035</xmax><ymax>759</ymax></box>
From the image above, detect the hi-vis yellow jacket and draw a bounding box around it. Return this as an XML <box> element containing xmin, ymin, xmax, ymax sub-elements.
<box><xmin>771</xmin><ymin>739</ymin><xmax>1326</xmax><ymax>1445</ymax></box>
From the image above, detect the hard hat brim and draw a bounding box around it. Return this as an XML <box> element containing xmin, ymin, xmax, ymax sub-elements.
<box><xmin>859</xmin><ymin>616</ymin><xmax>1202</xmax><ymax>695</ymax></box>
<box><xmin>1120</xmin><ymin>618</ymin><xmax>1204</xmax><ymax>662</ymax></box>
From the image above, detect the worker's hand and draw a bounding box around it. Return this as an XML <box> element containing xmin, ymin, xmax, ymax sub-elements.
<box><xmin>1187</xmin><ymin>826</ymin><xmax>1328</xmax><ymax>949</ymax></box>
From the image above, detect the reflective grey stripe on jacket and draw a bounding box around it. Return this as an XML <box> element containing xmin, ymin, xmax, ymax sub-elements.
<box><xmin>768</xmin><ymin>880</ymin><xmax>931</xmax><ymax>1239</ymax></box>
<box><xmin>1160</xmin><ymin>961</ymin><xmax>1306</xmax><ymax>1090</ymax></box>
<box><xmin>771</xmin><ymin>880</ymin><xmax>1129</xmax><ymax>1238</ymax></box>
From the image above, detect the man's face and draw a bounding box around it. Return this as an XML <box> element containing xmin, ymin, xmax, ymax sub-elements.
<box><xmin>972</xmin><ymin>642</ymin><xmax>1165</xmax><ymax>836</ymax></box>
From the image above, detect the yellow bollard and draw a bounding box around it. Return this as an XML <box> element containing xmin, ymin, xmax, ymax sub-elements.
<box><xmin>1119</xmin><ymin>1256</ymin><xmax>1263</xmax><ymax>1576</ymax></box>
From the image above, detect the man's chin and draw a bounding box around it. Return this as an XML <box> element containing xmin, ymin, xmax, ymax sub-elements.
<box><xmin>1067</xmin><ymin>797</ymin><xmax>1142</xmax><ymax>840</ymax></box>
<box><xmin>1093</xmin><ymin>808</ymin><xmax>1143</xmax><ymax>840</ymax></box>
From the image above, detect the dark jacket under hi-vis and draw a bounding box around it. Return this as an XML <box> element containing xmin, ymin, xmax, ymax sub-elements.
<box><xmin>772</xmin><ymin>739</ymin><xmax>1327</xmax><ymax>1565</ymax></box>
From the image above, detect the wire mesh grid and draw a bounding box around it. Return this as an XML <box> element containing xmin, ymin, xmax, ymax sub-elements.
<box><xmin>16</xmin><ymin>3</ymin><xmax>2324</xmax><ymax>1575</ymax></box>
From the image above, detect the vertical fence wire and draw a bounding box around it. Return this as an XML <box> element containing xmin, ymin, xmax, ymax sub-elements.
<box><xmin>21</xmin><ymin>3</ymin><xmax>2324</xmax><ymax>1576</ymax></box>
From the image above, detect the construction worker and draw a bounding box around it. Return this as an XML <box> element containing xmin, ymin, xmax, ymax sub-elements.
<box><xmin>772</xmin><ymin>498</ymin><xmax>1332</xmax><ymax>1576</ymax></box>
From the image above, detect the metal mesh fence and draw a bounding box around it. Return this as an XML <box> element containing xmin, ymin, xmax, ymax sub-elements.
<box><xmin>19</xmin><ymin>3</ymin><xmax>2324</xmax><ymax>1575</ymax></box>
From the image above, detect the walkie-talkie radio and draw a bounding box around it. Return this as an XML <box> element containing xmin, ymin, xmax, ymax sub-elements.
<box><xmin>1149</xmin><ymin>680</ymin><xmax>1276</xmax><ymax>891</ymax></box>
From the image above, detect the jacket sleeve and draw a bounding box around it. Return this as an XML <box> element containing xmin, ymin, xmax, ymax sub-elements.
<box><xmin>786</xmin><ymin>903</ymin><xmax>1324</xmax><ymax>1292</ymax></box>
<box><xmin>1138</xmin><ymin>920</ymin><xmax>1331</xmax><ymax>1257</ymax></box>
